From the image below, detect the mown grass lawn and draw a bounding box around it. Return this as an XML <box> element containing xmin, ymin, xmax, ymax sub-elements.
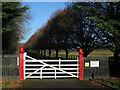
<box><xmin>48</xmin><ymin>49</ymin><xmax>114</xmax><ymax>58</ymax></box>
<box><xmin>26</xmin><ymin>49</ymin><xmax>114</xmax><ymax>59</ymax></box>
<box><xmin>88</xmin><ymin>49</ymin><xmax>113</xmax><ymax>57</ymax></box>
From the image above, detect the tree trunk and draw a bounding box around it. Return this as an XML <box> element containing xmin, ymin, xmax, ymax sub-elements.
<box><xmin>114</xmin><ymin>52</ymin><xmax>119</xmax><ymax>58</ymax></box>
<box><xmin>83</xmin><ymin>54</ymin><xmax>88</xmax><ymax>57</ymax></box>
<box><xmin>114</xmin><ymin>51</ymin><xmax>119</xmax><ymax>62</ymax></box>
<box><xmin>41</xmin><ymin>50</ymin><xmax>43</xmax><ymax>56</ymax></box>
<box><xmin>65</xmin><ymin>49</ymin><xmax>68</xmax><ymax>59</ymax></box>
<box><xmin>83</xmin><ymin>50</ymin><xmax>88</xmax><ymax>57</ymax></box>
<box><xmin>49</xmin><ymin>49</ymin><xmax>51</xmax><ymax>58</ymax></box>
<box><xmin>113</xmin><ymin>50</ymin><xmax>119</xmax><ymax>76</ymax></box>
<box><xmin>37</xmin><ymin>50</ymin><xmax>39</xmax><ymax>53</ymax></box>
<box><xmin>56</xmin><ymin>49</ymin><xmax>58</xmax><ymax>58</ymax></box>
<box><xmin>44</xmin><ymin>49</ymin><xmax>46</xmax><ymax>57</ymax></box>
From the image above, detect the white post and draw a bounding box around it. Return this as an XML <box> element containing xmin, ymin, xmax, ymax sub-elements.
<box><xmin>55</xmin><ymin>68</ymin><xmax>56</xmax><ymax>79</ymax></box>
<box><xmin>59</xmin><ymin>58</ymin><xmax>61</xmax><ymax>69</ymax></box>
<box><xmin>40</xmin><ymin>69</ymin><xmax>42</xmax><ymax>79</ymax></box>
<box><xmin>17</xmin><ymin>57</ymin><xmax>19</xmax><ymax>66</ymax></box>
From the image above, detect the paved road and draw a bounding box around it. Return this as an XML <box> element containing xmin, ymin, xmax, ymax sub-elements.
<box><xmin>22</xmin><ymin>79</ymin><xmax>113</xmax><ymax>89</ymax></box>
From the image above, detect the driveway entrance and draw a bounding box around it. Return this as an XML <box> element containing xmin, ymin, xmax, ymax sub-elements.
<box><xmin>22</xmin><ymin>79</ymin><xmax>113</xmax><ymax>89</ymax></box>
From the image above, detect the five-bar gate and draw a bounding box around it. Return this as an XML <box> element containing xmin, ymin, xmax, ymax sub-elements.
<box><xmin>19</xmin><ymin>47</ymin><xmax>83</xmax><ymax>80</ymax></box>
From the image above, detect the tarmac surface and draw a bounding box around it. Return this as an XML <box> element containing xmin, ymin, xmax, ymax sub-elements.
<box><xmin>22</xmin><ymin>79</ymin><xmax>114</xmax><ymax>90</ymax></box>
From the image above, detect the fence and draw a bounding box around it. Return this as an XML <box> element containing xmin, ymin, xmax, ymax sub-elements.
<box><xmin>84</xmin><ymin>57</ymin><xmax>110</xmax><ymax>79</ymax></box>
<box><xmin>2</xmin><ymin>55</ymin><xmax>19</xmax><ymax>79</ymax></box>
<box><xmin>109</xmin><ymin>57</ymin><xmax>120</xmax><ymax>77</ymax></box>
<box><xmin>2</xmin><ymin>49</ymin><xmax>120</xmax><ymax>80</ymax></box>
<box><xmin>84</xmin><ymin>57</ymin><xmax>120</xmax><ymax>79</ymax></box>
<box><xmin>68</xmin><ymin>55</ymin><xmax>79</xmax><ymax>60</ymax></box>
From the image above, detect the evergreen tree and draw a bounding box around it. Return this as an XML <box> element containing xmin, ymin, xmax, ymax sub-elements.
<box><xmin>2</xmin><ymin>2</ymin><xmax>30</xmax><ymax>54</ymax></box>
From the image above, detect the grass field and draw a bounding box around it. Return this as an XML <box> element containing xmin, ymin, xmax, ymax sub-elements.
<box><xmin>26</xmin><ymin>49</ymin><xmax>114</xmax><ymax>59</ymax></box>
<box><xmin>21</xmin><ymin>48</ymin><xmax>120</xmax><ymax>60</ymax></box>
<box><xmin>88</xmin><ymin>49</ymin><xmax>113</xmax><ymax>57</ymax></box>
<box><xmin>45</xmin><ymin>49</ymin><xmax>114</xmax><ymax>58</ymax></box>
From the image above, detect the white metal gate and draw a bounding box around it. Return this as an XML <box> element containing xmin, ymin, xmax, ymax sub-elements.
<box><xmin>24</xmin><ymin>52</ymin><xmax>79</xmax><ymax>79</ymax></box>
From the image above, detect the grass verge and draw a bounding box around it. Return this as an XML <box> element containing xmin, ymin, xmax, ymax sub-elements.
<box><xmin>2</xmin><ymin>78</ymin><xmax>23</xmax><ymax>89</ymax></box>
<box><xmin>3</xmin><ymin>80</ymin><xmax>10</xmax><ymax>88</ymax></box>
<box><xmin>90</xmin><ymin>77</ymin><xmax>120</xmax><ymax>90</ymax></box>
